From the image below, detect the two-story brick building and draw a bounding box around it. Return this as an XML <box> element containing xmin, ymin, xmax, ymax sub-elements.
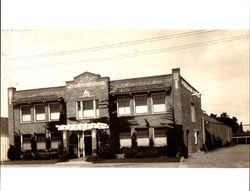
<box><xmin>8</xmin><ymin>68</ymin><xmax>203</xmax><ymax>158</ymax></box>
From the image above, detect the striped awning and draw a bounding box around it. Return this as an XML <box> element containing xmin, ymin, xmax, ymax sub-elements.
<box><xmin>56</xmin><ymin>122</ymin><xmax>109</xmax><ymax>131</ymax></box>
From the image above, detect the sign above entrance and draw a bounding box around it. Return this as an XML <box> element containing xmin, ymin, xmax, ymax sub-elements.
<box><xmin>56</xmin><ymin>122</ymin><xmax>109</xmax><ymax>131</ymax></box>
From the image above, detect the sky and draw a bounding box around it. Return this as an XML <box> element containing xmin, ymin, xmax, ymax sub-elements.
<box><xmin>1</xmin><ymin>30</ymin><xmax>249</xmax><ymax>131</ymax></box>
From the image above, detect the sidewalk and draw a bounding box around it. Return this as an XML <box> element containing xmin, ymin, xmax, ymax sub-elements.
<box><xmin>1</xmin><ymin>145</ymin><xmax>249</xmax><ymax>168</ymax></box>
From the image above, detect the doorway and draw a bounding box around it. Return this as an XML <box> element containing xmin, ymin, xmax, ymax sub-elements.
<box><xmin>69</xmin><ymin>132</ymin><xmax>78</xmax><ymax>159</ymax></box>
<box><xmin>84</xmin><ymin>130</ymin><xmax>92</xmax><ymax>156</ymax></box>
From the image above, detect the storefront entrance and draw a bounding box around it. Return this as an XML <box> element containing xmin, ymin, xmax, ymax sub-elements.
<box><xmin>56</xmin><ymin>122</ymin><xmax>109</xmax><ymax>158</ymax></box>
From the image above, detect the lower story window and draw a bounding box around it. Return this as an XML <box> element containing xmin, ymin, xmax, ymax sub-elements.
<box><xmin>119</xmin><ymin>132</ymin><xmax>131</xmax><ymax>148</ymax></box>
<box><xmin>194</xmin><ymin>131</ymin><xmax>198</xmax><ymax>145</ymax></box>
<box><xmin>136</xmin><ymin>128</ymin><xmax>149</xmax><ymax>146</ymax></box>
<box><xmin>154</xmin><ymin>128</ymin><xmax>167</xmax><ymax>146</ymax></box>
<box><xmin>22</xmin><ymin>134</ymin><xmax>32</xmax><ymax>150</ymax></box>
<box><xmin>51</xmin><ymin>133</ymin><xmax>62</xmax><ymax>149</ymax></box>
<box><xmin>36</xmin><ymin>134</ymin><xmax>46</xmax><ymax>150</ymax></box>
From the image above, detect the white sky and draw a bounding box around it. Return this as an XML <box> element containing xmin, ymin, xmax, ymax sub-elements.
<box><xmin>1</xmin><ymin>30</ymin><xmax>249</xmax><ymax>131</ymax></box>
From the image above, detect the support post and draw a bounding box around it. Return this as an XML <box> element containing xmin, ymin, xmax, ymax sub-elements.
<box><xmin>91</xmin><ymin>129</ymin><xmax>97</xmax><ymax>156</ymax></box>
<box><xmin>63</xmin><ymin>130</ymin><xmax>69</xmax><ymax>151</ymax></box>
<box><xmin>20</xmin><ymin>134</ymin><xmax>23</xmax><ymax>151</ymax></box>
<box><xmin>82</xmin><ymin>132</ymin><xmax>85</xmax><ymax>157</ymax></box>
<box><xmin>77</xmin><ymin>132</ymin><xmax>81</xmax><ymax>158</ymax></box>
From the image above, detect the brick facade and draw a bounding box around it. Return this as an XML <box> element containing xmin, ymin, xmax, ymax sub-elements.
<box><xmin>8</xmin><ymin>68</ymin><xmax>206</xmax><ymax>157</ymax></box>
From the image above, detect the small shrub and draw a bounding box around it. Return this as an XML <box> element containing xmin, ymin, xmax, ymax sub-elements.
<box><xmin>122</xmin><ymin>146</ymin><xmax>168</xmax><ymax>158</ymax></box>
<box><xmin>58</xmin><ymin>149</ymin><xmax>69</xmax><ymax>162</ymax></box>
<box><xmin>98</xmin><ymin>145</ymin><xmax>116</xmax><ymax>159</ymax></box>
<box><xmin>149</xmin><ymin>138</ymin><xmax>154</xmax><ymax>148</ymax></box>
<box><xmin>7</xmin><ymin>145</ymin><xmax>21</xmax><ymax>160</ymax></box>
<box><xmin>22</xmin><ymin>151</ymin><xmax>34</xmax><ymax>160</ymax></box>
<box><xmin>131</xmin><ymin>132</ymin><xmax>137</xmax><ymax>148</ymax></box>
<box><xmin>49</xmin><ymin>150</ymin><xmax>60</xmax><ymax>159</ymax></box>
<box><xmin>86</xmin><ymin>155</ymin><xmax>99</xmax><ymax>162</ymax></box>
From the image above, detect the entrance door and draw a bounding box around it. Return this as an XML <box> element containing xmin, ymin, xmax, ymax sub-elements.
<box><xmin>84</xmin><ymin>131</ymin><xmax>92</xmax><ymax>156</ymax></box>
<box><xmin>69</xmin><ymin>132</ymin><xmax>78</xmax><ymax>159</ymax></box>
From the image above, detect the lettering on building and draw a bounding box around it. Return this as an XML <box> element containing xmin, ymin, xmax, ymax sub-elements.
<box><xmin>67</xmin><ymin>81</ymin><xmax>106</xmax><ymax>89</ymax></box>
<box><xmin>181</xmin><ymin>80</ymin><xmax>199</xmax><ymax>95</ymax></box>
<box><xmin>173</xmin><ymin>73</ymin><xmax>179</xmax><ymax>89</ymax></box>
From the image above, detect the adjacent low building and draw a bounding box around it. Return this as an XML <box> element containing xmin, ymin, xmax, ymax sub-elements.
<box><xmin>1</xmin><ymin>117</ymin><xmax>9</xmax><ymax>161</ymax></box>
<box><xmin>203</xmin><ymin>113</ymin><xmax>232</xmax><ymax>150</ymax></box>
<box><xmin>8</xmin><ymin>68</ymin><xmax>205</xmax><ymax>158</ymax></box>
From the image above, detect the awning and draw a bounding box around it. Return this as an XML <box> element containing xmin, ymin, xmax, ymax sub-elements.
<box><xmin>110</xmin><ymin>84</ymin><xmax>171</xmax><ymax>95</ymax></box>
<box><xmin>56</xmin><ymin>122</ymin><xmax>109</xmax><ymax>131</ymax></box>
<box><xmin>13</xmin><ymin>95</ymin><xmax>63</xmax><ymax>105</ymax></box>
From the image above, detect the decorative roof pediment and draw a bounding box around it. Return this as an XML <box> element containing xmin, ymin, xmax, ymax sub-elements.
<box><xmin>73</xmin><ymin>72</ymin><xmax>101</xmax><ymax>82</ymax></box>
<box><xmin>66</xmin><ymin>72</ymin><xmax>107</xmax><ymax>89</ymax></box>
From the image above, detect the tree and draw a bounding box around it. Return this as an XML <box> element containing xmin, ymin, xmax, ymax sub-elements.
<box><xmin>210</xmin><ymin>112</ymin><xmax>242</xmax><ymax>133</ymax></box>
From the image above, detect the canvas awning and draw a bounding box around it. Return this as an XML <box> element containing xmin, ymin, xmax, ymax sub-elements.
<box><xmin>13</xmin><ymin>95</ymin><xmax>63</xmax><ymax>105</ymax></box>
<box><xmin>110</xmin><ymin>84</ymin><xmax>171</xmax><ymax>95</ymax></box>
<box><xmin>56</xmin><ymin>122</ymin><xmax>109</xmax><ymax>131</ymax></box>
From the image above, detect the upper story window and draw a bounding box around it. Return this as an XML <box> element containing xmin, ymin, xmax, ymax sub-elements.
<box><xmin>20</xmin><ymin>105</ymin><xmax>31</xmax><ymax>123</ymax></box>
<box><xmin>191</xmin><ymin>103</ymin><xmax>196</xmax><ymax>123</ymax></box>
<box><xmin>134</xmin><ymin>95</ymin><xmax>148</xmax><ymax>114</ymax></box>
<box><xmin>152</xmin><ymin>93</ymin><xmax>166</xmax><ymax>113</ymax></box>
<box><xmin>118</xmin><ymin>97</ymin><xmax>131</xmax><ymax>116</ymax></box>
<box><xmin>76</xmin><ymin>100</ymin><xmax>99</xmax><ymax>118</ymax></box>
<box><xmin>49</xmin><ymin>103</ymin><xmax>60</xmax><ymax>121</ymax></box>
<box><xmin>34</xmin><ymin>104</ymin><xmax>45</xmax><ymax>121</ymax></box>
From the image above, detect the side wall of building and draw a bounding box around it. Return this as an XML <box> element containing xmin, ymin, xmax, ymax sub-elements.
<box><xmin>204</xmin><ymin>115</ymin><xmax>232</xmax><ymax>146</ymax></box>
<box><xmin>180</xmin><ymin>81</ymin><xmax>202</xmax><ymax>153</ymax></box>
<box><xmin>1</xmin><ymin>117</ymin><xmax>9</xmax><ymax>161</ymax></box>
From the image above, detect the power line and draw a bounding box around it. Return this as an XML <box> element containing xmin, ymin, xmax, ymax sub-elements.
<box><xmin>14</xmin><ymin>30</ymin><xmax>217</xmax><ymax>60</ymax></box>
<box><xmin>15</xmin><ymin>34</ymin><xmax>248</xmax><ymax>69</ymax></box>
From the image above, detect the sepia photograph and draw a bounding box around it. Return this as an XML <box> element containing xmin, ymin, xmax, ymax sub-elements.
<box><xmin>1</xmin><ymin>1</ymin><xmax>249</xmax><ymax>191</ymax></box>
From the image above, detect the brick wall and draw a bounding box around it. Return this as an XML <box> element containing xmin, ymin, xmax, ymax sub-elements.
<box><xmin>180</xmin><ymin>78</ymin><xmax>202</xmax><ymax>153</ymax></box>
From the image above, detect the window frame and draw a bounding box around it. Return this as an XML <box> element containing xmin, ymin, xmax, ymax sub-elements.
<box><xmin>134</xmin><ymin>94</ymin><xmax>148</xmax><ymax>115</ymax></box>
<box><xmin>151</xmin><ymin>92</ymin><xmax>167</xmax><ymax>114</ymax></box>
<box><xmin>20</xmin><ymin>105</ymin><xmax>32</xmax><ymax>123</ymax></box>
<box><xmin>48</xmin><ymin>102</ymin><xmax>61</xmax><ymax>121</ymax></box>
<box><xmin>190</xmin><ymin>102</ymin><xmax>196</xmax><ymax>123</ymax></box>
<box><xmin>34</xmin><ymin>104</ymin><xmax>46</xmax><ymax>122</ymax></box>
<box><xmin>76</xmin><ymin>100</ymin><xmax>99</xmax><ymax>119</ymax></box>
<box><xmin>117</xmin><ymin>96</ymin><xmax>131</xmax><ymax>116</ymax></box>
